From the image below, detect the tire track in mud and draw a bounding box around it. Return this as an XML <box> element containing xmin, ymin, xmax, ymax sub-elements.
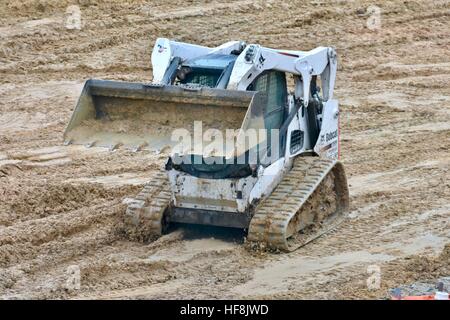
<box><xmin>75</xmin><ymin>242</ymin><xmax>259</xmax><ymax>300</ymax></box>
<box><xmin>0</xmin><ymin>201</ymin><xmax>123</xmax><ymax>266</ymax></box>
<box><xmin>0</xmin><ymin>175</ymin><xmax>141</xmax><ymax>297</ymax></box>
<box><xmin>0</xmin><ymin>204</ymin><xmax>123</xmax><ymax>297</ymax></box>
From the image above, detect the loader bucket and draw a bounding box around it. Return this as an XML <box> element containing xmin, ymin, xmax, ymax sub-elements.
<box><xmin>64</xmin><ymin>79</ymin><xmax>263</xmax><ymax>152</ymax></box>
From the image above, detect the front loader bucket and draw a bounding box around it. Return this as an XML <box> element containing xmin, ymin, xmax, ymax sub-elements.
<box><xmin>64</xmin><ymin>79</ymin><xmax>260</xmax><ymax>152</ymax></box>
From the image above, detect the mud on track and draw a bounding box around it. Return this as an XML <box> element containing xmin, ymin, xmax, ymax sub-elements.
<box><xmin>0</xmin><ymin>0</ymin><xmax>449</xmax><ymax>299</ymax></box>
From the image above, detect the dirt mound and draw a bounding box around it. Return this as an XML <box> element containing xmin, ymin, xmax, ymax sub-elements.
<box><xmin>0</xmin><ymin>181</ymin><xmax>139</xmax><ymax>226</ymax></box>
<box><xmin>396</xmin><ymin>244</ymin><xmax>450</xmax><ymax>282</ymax></box>
<box><xmin>10</xmin><ymin>183</ymin><xmax>126</xmax><ymax>218</ymax></box>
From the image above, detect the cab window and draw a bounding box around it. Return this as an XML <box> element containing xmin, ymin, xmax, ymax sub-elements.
<box><xmin>248</xmin><ymin>71</ymin><xmax>287</xmax><ymax>131</ymax></box>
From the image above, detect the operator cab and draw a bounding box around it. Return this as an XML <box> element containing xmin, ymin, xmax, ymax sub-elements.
<box><xmin>167</xmin><ymin>54</ymin><xmax>292</xmax><ymax>180</ymax></box>
<box><xmin>167</xmin><ymin>51</ymin><xmax>324</xmax><ymax>180</ymax></box>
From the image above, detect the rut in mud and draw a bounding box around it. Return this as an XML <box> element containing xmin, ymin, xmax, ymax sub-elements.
<box><xmin>0</xmin><ymin>0</ymin><xmax>449</xmax><ymax>299</ymax></box>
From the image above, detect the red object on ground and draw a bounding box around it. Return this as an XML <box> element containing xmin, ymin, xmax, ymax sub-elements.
<box><xmin>391</xmin><ymin>295</ymin><xmax>449</xmax><ymax>300</ymax></box>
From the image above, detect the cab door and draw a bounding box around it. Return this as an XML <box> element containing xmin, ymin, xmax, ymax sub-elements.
<box><xmin>247</xmin><ymin>71</ymin><xmax>288</xmax><ymax>159</ymax></box>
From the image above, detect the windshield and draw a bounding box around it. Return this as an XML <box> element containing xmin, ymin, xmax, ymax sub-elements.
<box><xmin>178</xmin><ymin>67</ymin><xmax>223</xmax><ymax>88</ymax></box>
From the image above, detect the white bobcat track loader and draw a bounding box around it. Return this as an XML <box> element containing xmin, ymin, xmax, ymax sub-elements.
<box><xmin>64</xmin><ymin>38</ymin><xmax>349</xmax><ymax>252</ymax></box>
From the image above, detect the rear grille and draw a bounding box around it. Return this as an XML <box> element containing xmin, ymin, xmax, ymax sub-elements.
<box><xmin>290</xmin><ymin>130</ymin><xmax>304</xmax><ymax>154</ymax></box>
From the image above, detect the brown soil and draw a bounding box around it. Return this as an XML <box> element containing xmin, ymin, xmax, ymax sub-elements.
<box><xmin>0</xmin><ymin>0</ymin><xmax>449</xmax><ymax>299</ymax></box>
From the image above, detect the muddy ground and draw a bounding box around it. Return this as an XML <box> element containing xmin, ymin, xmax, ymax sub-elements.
<box><xmin>0</xmin><ymin>0</ymin><xmax>449</xmax><ymax>299</ymax></box>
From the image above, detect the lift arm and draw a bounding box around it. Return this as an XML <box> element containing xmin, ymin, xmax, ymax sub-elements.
<box><xmin>228</xmin><ymin>44</ymin><xmax>337</xmax><ymax>107</ymax></box>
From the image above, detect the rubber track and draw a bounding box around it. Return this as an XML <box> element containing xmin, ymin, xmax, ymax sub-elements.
<box><xmin>123</xmin><ymin>171</ymin><xmax>171</xmax><ymax>241</ymax></box>
<box><xmin>247</xmin><ymin>156</ymin><xmax>349</xmax><ymax>252</ymax></box>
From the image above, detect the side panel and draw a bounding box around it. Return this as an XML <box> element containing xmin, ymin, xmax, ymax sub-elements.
<box><xmin>248</xmin><ymin>157</ymin><xmax>286</xmax><ymax>205</ymax></box>
<box><xmin>313</xmin><ymin>99</ymin><xmax>340</xmax><ymax>160</ymax></box>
